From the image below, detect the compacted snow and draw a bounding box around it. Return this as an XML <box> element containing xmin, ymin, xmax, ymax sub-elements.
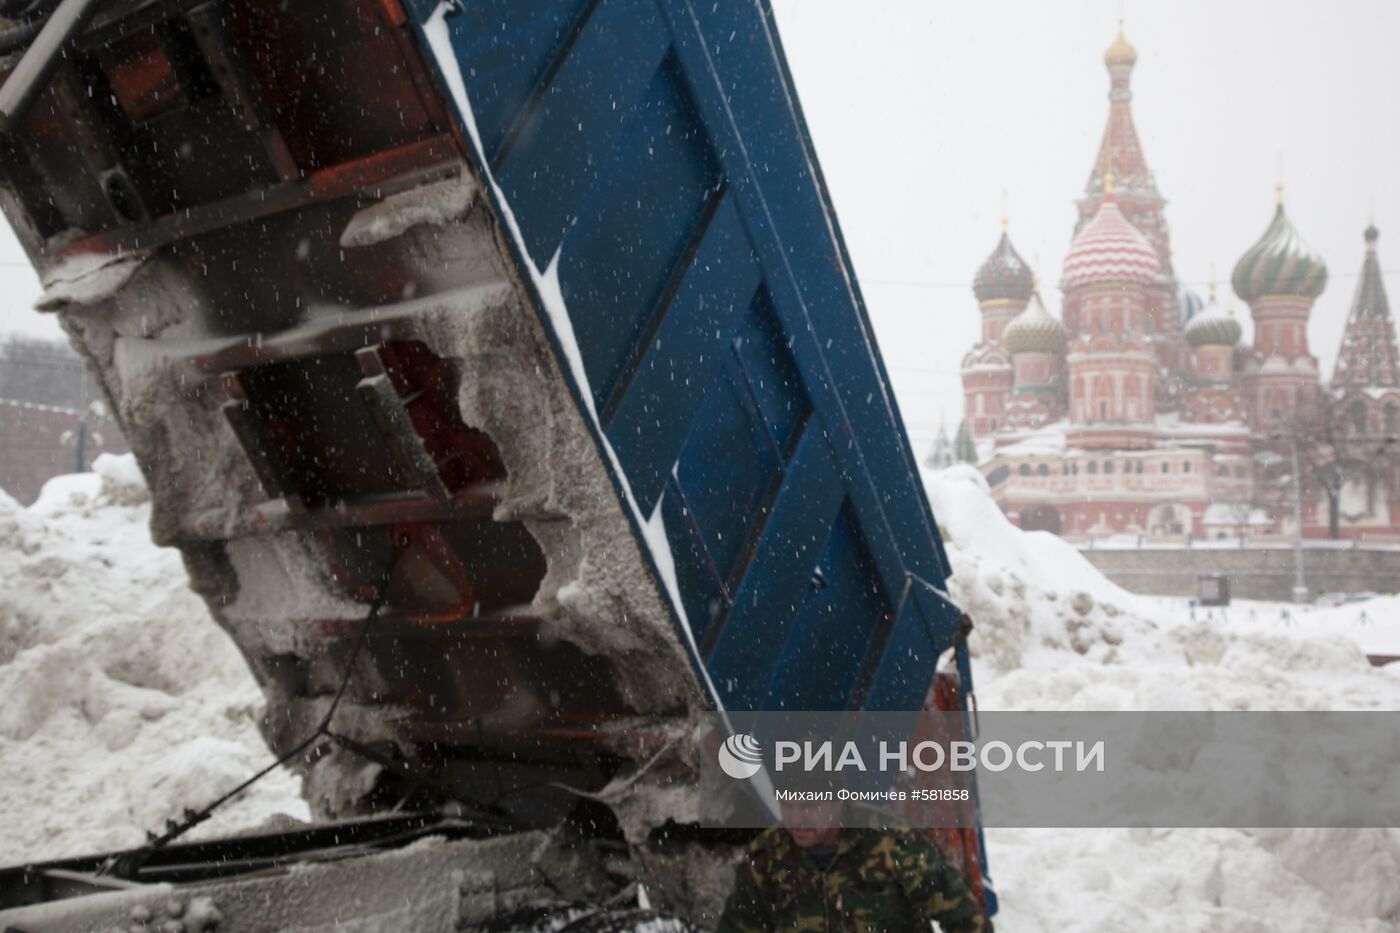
<box><xmin>3</xmin><ymin>457</ymin><xmax>1399</xmax><ymax>930</ymax></box>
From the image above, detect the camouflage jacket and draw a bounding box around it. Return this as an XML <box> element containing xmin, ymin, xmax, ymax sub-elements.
<box><xmin>715</xmin><ymin>824</ymin><xmax>985</xmax><ymax>932</ymax></box>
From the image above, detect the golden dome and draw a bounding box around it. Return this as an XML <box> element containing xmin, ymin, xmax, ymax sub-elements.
<box><xmin>1104</xmin><ymin>24</ymin><xmax>1137</xmax><ymax>66</ymax></box>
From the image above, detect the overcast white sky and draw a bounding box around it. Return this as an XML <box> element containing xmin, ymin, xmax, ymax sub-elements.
<box><xmin>771</xmin><ymin>0</ymin><xmax>1400</xmax><ymax>453</ymax></box>
<box><xmin>1</xmin><ymin>2</ymin><xmax>1396</xmax><ymax>457</ymax></box>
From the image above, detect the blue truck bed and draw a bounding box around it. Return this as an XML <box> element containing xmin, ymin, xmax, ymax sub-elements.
<box><xmin>411</xmin><ymin>0</ymin><xmax>965</xmax><ymax>715</ymax></box>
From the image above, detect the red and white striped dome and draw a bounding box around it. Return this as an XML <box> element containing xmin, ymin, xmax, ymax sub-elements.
<box><xmin>1061</xmin><ymin>195</ymin><xmax>1162</xmax><ymax>290</ymax></box>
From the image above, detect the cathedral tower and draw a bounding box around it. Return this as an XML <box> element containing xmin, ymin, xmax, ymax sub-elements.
<box><xmin>1332</xmin><ymin>223</ymin><xmax>1399</xmax><ymax>396</ymax></box>
<box><xmin>1063</xmin><ymin>177</ymin><xmax>1162</xmax><ymax>449</ymax></box>
<box><xmin>973</xmin><ymin>226</ymin><xmax>1034</xmax><ymax>343</ymax></box>
<box><xmin>961</xmin><ymin>226</ymin><xmax>1032</xmax><ymax>436</ymax></box>
<box><xmin>1232</xmin><ymin>190</ymin><xmax>1327</xmax><ymax>430</ymax></box>
<box><xmin>1182</xmin><ymin>286</ymin><xmax>1246</xmax><ymax>425</ymax></box>
<box><xmin>1002</xmin><ymin>289</ymin><xmax>1067</xmax><ymax>429</ymax></box>
<box><xmin>1076</xmin><ymin>22</ymin><xmax>1179</xmax><ymax>346</ymax></box>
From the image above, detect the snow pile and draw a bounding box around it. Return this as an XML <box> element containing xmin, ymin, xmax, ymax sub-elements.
<box><xmin>0</xmin><ymin>455</ymin><xmax>306</xmax><ymax>865</ymax></box>
<box><xmin>923</xmin><ymin>463</ymin><xmax>1400</xmax><ymax>931</ymax></box>
<box><xmin>924</xmin><ymin>464</ymin><xmax>1143</xmax><ymax>673</ymax></box>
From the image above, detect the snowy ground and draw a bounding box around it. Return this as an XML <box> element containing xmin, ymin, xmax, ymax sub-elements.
<box><xmin>3</xmin><ymin>458</ymin><xmax>1399</xmax><ymax>930</ymax></box>
<box><xmin>925</xmin><ymin>464</ymin><xmax>1400</xmax><ymax>932</ymax></box>
<box><xmin>1141</xmin><ymin>595</ymin><xmax>1400</xmax><ymax>663</ymax></box>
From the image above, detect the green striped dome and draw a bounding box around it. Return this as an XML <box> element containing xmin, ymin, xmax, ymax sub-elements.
<box><xmin>1184</xmin><ymin>299</ymin><xmax>1242</xmax><ymax>347</ymax></box>
<box><xmin>1232</xmin><ymin>204</ymin><xmax>1328</xmax><ymax>301</ymax></box>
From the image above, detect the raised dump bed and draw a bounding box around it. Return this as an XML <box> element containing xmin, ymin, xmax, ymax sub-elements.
<box><xmin>0</xmin><ymin>0</ymin><xmax>988</xmax><ymax>908</ymax></box>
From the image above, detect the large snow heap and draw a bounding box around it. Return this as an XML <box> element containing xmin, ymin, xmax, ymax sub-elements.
<box><xmin>0</xmin><ymin>455</ymin><xmax>306</xmax><ymax>865</ymax></box>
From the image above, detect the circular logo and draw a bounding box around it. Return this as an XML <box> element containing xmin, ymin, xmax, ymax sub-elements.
<box><xmin>718</xmin><ymin>733</ymin><xmax>763</xmax><ymax>780</ymax></box>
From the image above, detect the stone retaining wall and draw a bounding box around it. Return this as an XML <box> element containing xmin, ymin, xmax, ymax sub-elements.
<box><xmin>1078</xmin><ymin>546</ymin><xmax>1400</xmax><ymax>601</ymax></box>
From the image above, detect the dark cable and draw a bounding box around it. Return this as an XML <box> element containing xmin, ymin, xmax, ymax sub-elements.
<box><xmin>99</xmin><ymin>539</ymin><xmax>408</xmax><ymax>877</ymax></box>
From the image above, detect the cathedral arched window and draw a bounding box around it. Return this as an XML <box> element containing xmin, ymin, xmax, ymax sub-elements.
<box><xmin>1038</xmin><ymin>464</ymin><xmax>1050</xmax><ymax>477</ymax></box>
<box><xmin>1384</xmin><ymin>403</ymin><xmax>1399</xmax><ymax>436</ymax></box>
<box><xmin>1088</xmin><ymin>461</ymin><xmax>1098</xmax><ymax>475</ymax></box>
<box><xmin>1019</xmin><ymin>463</ymin><xmax>1030</xmax><ymax>477</ymax></box>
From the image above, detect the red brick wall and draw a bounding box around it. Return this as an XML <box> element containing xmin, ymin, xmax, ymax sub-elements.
<box><xmin>0</xmin><ymin>401</ymin><xmax>128</xmax><ymax>505</ymax></box>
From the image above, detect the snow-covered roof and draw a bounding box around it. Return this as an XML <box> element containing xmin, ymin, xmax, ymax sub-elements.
<box><xmin>992</xmin><ymin>420</ymin><xmax>1070</xmax><ymax>457</ymax></box>
<box><xmin>1154</xmin><ymin>413</ymin><xmax>1250</xmax><ymax>438</ymax></box>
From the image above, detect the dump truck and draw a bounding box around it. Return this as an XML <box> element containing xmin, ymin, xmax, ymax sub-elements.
<box><xmin>0</xmin><ymin>0</ymin><xmax>994</xmax><ymax>928</ymax></box>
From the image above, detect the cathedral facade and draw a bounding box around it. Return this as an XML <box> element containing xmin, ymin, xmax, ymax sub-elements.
<box><xmin>955</xmin><ymin>27</ymin><xmax>1400</xmax><ymax>541</ymax></box>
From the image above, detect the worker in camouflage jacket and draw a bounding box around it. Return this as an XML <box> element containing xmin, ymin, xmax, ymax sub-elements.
<box><xmin>716</xmin><ymin>795</ymin><xmax>986</xmax><ymax>933</ymax></box>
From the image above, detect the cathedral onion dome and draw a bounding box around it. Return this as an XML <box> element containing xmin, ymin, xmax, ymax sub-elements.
<box><xmin>973</xmin><ymin>231</ymin><xmax>1034</xmax><ymax>303</ymax></box>
<box><xmin>1062</xmin><ymin>192</ymin><xmax>1162</xmax><ymax>289</ymax></box>
<box><xmin>1185</xmin><ymin>298</ymin><xmax>1242</xmax><ymax>347</ymax></box>
<box><xmin>1003</xmin><ymin>292</ymin><xmax>1068</xmax><ymax>354</ymax></box>
<box><xmin>1104</xmin><ymin>26</ymin><xmax>1137</xmax><ymax>66</ymax></box>
<box><xmin>1177</xmin><ymin>287</ymin><xmax>1205</xmax><ymax>324</ymax></box>
<box><xmin>1232</xmin><ymin>202</ymin><xmax>1328</xmax><ymax>301</ymax></box>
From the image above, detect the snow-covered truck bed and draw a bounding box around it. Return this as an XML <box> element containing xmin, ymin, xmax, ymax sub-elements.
<box><xmin>0</xmin><ymin>0</ymin><xmax>987</xmax><ymax>919</ymax></box>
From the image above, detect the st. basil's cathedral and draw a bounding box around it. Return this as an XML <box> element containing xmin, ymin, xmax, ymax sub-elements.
<box><xmin>951</xmin><ymin>25</ymin><xmax>1400</xmax><ymax>541</ymax></box>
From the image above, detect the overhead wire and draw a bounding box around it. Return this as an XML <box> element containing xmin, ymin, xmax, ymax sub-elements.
<box><xmin>861</xmin><ymin>267</ymin><xmax>1400</xmax><ymax>293</ymax></box>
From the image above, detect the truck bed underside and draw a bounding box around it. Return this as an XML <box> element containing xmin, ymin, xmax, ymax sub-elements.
<box><xmin>2</xmin><ymin>0</ymin><xmax>705</xmax><ymax>823</ymax></box>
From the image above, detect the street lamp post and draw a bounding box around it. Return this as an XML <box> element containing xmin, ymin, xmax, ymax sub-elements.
<box><xmin>72</xmin><ymin>415</ymin><xmax>87</xmax><ymax>473</ymax></box>
<box><xmin>1286</xmin><ymin>435</ymin><xmax>1307</xmax><ymax>604</ymax></box>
